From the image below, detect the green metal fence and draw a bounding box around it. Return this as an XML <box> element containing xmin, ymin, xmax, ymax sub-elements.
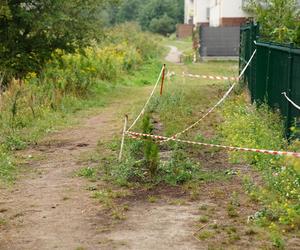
<box><xmin>240</xmin><ymin>23</ymin><xmax>300</xmax><ymax>137</ymax></box>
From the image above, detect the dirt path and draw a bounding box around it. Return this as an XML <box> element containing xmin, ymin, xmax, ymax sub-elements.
<box><xmin>0</xmin><ymin>100</ymin><xmax>125</xmax><ymax>249</ymax></box>
<box><xmin>165</xmin><ymin>45</ymin><xmax>182</xmax><ymax>64</ymax></box>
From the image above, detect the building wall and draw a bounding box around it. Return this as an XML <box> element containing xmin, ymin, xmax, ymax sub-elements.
<box><xmin>185</xmin><ymin>0</ymin><xmax>249</xmax><ymax>27</ymax></box>
<box><xmin>220</xmin><ymin>0</ymin><xmax>247</xmax><ymax>18</ymax></box>
<box><xmin>194</xmin><ymin>0</ymin><xmax>210</xmax><ymax>25</ymax></box>
<box><xmin>209</xmin><ymin>0</ymin><xmax>248</xmax><ymax>27</ymax></box>
<box><xmin>209</xmin><ymin>0</ymin><xmax>221</xmax><ymax>27</ymax></box>
<box><xmin>184</xmin><ymin>0</ymin><xmax>210</xmax><ymax>25</ymax></box>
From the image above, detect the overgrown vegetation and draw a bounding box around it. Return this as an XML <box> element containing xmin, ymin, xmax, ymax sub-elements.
<box><xmin>245</xmin><ymin>0</ymin><xmax>300</xmax><ymax>45</ymax></box>
<box><xmin>0</xmin><ymin>23</ymin><xmax>162</xmax><ymax>184</ymax></box>
<box><xmin>219</xmin><ymin>94</ymin><xmax>300</xmax><ymax>245</ymax></box>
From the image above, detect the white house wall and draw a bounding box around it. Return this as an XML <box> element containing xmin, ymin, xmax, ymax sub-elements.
<box><xmin>184</xmin><ymin>0</ymin><xmax>210</xmax><ymax>25</ymax></box>
<box><xmin>209</xmin><ymin>0</ymin><xmax>221</xmax><ymax>27</ymax></box>
<box><xmin>220</xmin><ymin>0</ymin><xmax>248</xmax><ymax>18</ymax></box>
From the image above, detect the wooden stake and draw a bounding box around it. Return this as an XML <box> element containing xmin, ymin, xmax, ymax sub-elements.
<box><xmin>160</xmin><ymin>64</ymin><xmax>166</xmax><ymax>96</ymax></box>
<box><xmin>118</xmin><ymin>115</ymin><xmax>128</xmax><ymax>162</ymax></box>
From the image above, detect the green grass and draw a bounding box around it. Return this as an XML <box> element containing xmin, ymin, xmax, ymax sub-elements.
<box><xmin>76</xmin><ymin>167</ymin><xmax>98</xmax><ymax>179</ymax></box>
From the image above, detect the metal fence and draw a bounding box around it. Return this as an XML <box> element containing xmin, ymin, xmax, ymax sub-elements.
<box><xmin>240</xmin><ymin>23</ymin><xmax>300</xmax><ymax>137</ymax></box>
<box><xmin>200</xmin><ymin>26</ymin><xmax>240</xmax><ymax>57</ymax></box>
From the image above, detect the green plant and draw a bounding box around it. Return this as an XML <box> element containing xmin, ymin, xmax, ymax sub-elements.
<box><xmin>197</xmin><ymin>230</ymin><xmax>215</xmax><ymax>240</ymax></box>
<box><xmin>142</xmin><ymin>114</ymin><xmax>159</xmax><ymax>178</ymax></box>
<box><xmin>0</xmin><ymin>146</ymin><xmax>15</xmax><ymax>184</ymax></box>
<box><xmin>227</xmin><ymin>204</ymin><xmax>239</xmax><ymax>218</ymax></box>
<box><xmin>199</xmin><ymin>215</ymin><xmax>209</xmax><ymax>223</ymax></box>
<box><xmin>76</xmin><ymin>167</ymin><xmax>97</xmax><ymax>179</ymax></box>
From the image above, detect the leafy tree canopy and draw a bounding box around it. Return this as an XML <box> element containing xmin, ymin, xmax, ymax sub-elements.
<box><xmin>0</xmin><ymin>0</ymin><xmax>118</xmax><ymax>80</ymax></box>
<box><xmin>110</xmin><ymin>0</ymin><xmax>184</xmax><ymax>35</ymax></box>
<box><xmin>244</xmin><ymin>0</ymin><xmax>300</xmax><ymax>44</ymax></box>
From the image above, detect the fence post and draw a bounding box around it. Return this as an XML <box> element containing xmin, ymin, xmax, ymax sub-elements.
<box><xmin>286</xmin><ymin>44</ymin><xmax>294</xmax><ymax>139</ymax></box>
<box><xmin>118</xmin><ymin>114</ymin><xmax>128</xmax><ymax>162</ymax></box>
<box><xmin>160</xmin><ymin>64</ymin><xmax>166</xmax><ymax>96</ymax></box>
<box><xmin>265</xmin><ymin>48</ymin><xmax>271</xmax><ymax>103</ymax></box>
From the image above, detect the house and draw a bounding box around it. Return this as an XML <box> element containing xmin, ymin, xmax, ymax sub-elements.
<box><xmin>184</xmin><ymin>0</ymin><xmax>249</xmax><ymax>27</ymax></box>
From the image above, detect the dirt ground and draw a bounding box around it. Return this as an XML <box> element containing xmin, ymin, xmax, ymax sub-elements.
<box><xmin>0</xmin><ymin>46</ymin><xmax>282</xmax><ymax>250</ymax></box>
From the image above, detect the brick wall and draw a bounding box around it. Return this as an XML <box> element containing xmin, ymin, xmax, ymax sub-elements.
<box><xmin>220</xmin><ymin>17</ymin><xmax>247</xmax><ymax>27</ymax></box>
<box><xmin>176</xmin><ymin>24</ymin><xmax>194</xmax><ymax>39</ymax></box>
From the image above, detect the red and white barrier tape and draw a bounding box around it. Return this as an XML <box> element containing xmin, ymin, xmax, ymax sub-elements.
<box><xmin>127</xmin><ymin>66</ymin><xmax>164</xmax><ymax>131</ymax></box>
<box><xmin>282</xmin><ymin>92</ymin><xmax>300</xmax><ymax>111</ymax></box>
<box><xmin>126</xmin><ymin>131</ymin><xmax>300</xmax><ymax>158</ymax></box>
<box><xmin>160</xmin><ymin>50</ymin><xmax>257</xmax><ymax>143</ymax></box>
<box><xmin>182</xmin><ymin>72</ymin><xmax>239</xmax><ymax>81</ymax></box>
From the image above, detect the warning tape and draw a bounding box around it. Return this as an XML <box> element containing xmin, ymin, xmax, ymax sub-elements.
<box><xmin>126</xmin><ymin>131</ymin><xmax>300</xmax><ymax>158</ymax></box>
<box><xmin>160</xmin><ymin>49</ymin><xmax>257</xmax><ymax>143</ymax></box>
<box><xmin>182</xmin><ymin>72</ymin><xmax>239</xmax><ymax>81</ymax></box>
<box><xmin>282</xmin><ymin>92</ymin><xmax>300</xmax><ymax>111</ymax></box>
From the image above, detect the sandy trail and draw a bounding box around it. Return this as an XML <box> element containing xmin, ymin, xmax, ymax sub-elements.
<box><xmin>165</xmin><ymin>45</ymin><xmax>182</xmax><ymax>64</ymax></box>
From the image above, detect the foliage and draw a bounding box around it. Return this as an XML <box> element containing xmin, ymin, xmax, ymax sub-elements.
<box><xmin>107</xmin><ymin>0</ymin><xmax>184</xmax><ymax>35</ymax></box>
<box><xmin>219</xmin><ymin>94</ymin><xmax>300</xmax><ymax>236</ymax></box>
<box><xmin>149</xmin><ymin>14</ymin><xmax>176</xmax><ymax>35</ymax></box>
<box><xmin>0</xmin><ymin>0</ymin><xmax>118</xmax><ymax>81</ymax></box>
<box><xmin>244</xmin><ymin>0</ymin><xmax>300</xmax><ymax>44</ymax></box>
<box><xmin>76</xmin><ymin>167</ymin><xmax>97</xmax><ymax>179</ymax></box>
<box><xmin>158</xmin><ymin>148</ymin><xmax>202</xmax><ymax>185</ymax></box>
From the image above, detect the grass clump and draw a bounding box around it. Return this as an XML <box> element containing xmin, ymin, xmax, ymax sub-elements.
<box><xmin>197</xmin><ymin>230</ymin><xmax>215</xmax><ymax>240</ymax></box>
<box><xmin>76</xmin><ymin>167</ymin><xmax>97</xmax><ymax>179</ymax></box>
<box><xmin>0</xmin><ymin>146</ymin><xmax>15</xmax><ymax>184</ymax></box>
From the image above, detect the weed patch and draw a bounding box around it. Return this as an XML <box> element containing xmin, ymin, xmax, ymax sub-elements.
<box><xmin>219</xmin><ymin>93</ymin><xmax>300</xmax><ymax>240</ymax></box>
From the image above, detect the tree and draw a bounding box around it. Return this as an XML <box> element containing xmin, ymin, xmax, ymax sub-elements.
<box><xmin>110</xmin><ymin>0</ymin><xmax>184</xmax><ymax>34</ymax></box>
<box><xmin>245</xmin><ymin>0</ymin><xmax>300</xmax><ymax>44</ymax></box>
<box><xmin>149</xmin><ymin>14</ymin><xmax>176</xmax><ymax>35</ymax></box>
<box><xmin>138</xmin><ymin>0</ymin><xmax>182</xmax><ymax>30</ymax></box>
<box><xmin>0</xmin><ymin>0</ymin><xmax>117</xmax><ymax>81</ymax></box>
<box><xmin>116</xmin><ymin>0</ymin><xmax>141</xmax><ymax>23</ymax></box>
